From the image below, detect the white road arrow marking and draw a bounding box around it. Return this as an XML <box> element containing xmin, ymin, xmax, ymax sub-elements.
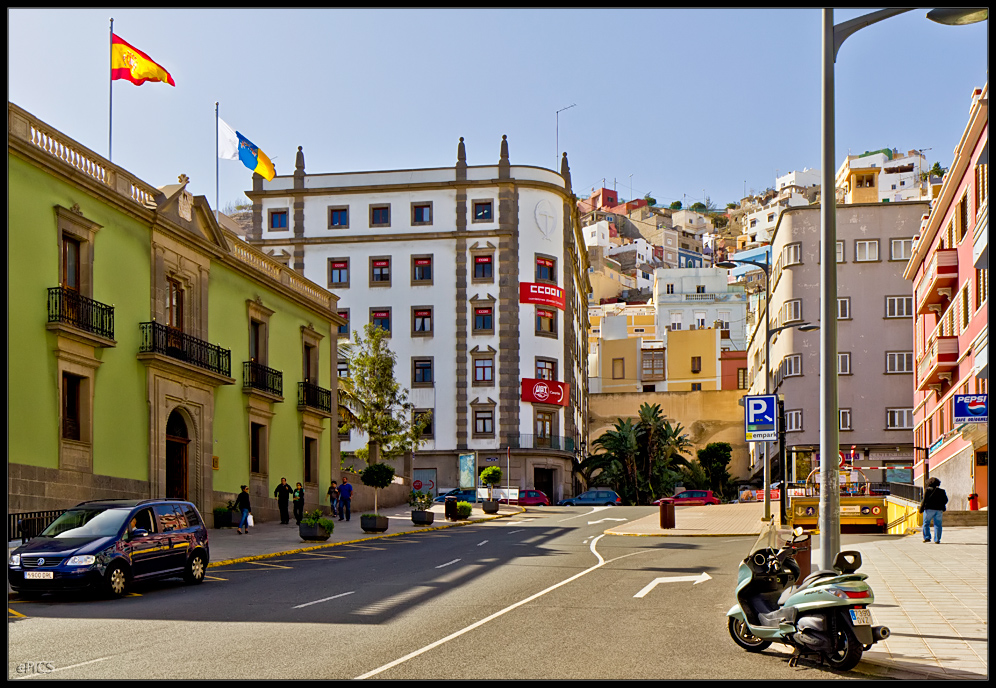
<box><xmin>587</xmin><ymin>517</ymin><xmax>627</xmax><ymax>525</ymax></box>
<box><xmin>634</xmin><ymin>572</ymin><xmax>712</xmax><ymax>598</ymax></box>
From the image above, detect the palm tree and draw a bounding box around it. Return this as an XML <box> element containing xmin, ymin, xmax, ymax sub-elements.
<box><xmin>591</xmin><ymin>419</ymin><xmax>639</xmax><ymax>504</ymax></box>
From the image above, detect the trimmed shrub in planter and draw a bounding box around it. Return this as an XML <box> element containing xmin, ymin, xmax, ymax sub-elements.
<box><xmin>455</xmin><ymin>501</ymin><xmax>473</xmax><ymax>519</ymax></box>
<box><xmin>299</xmin><ymin>509</ymin><xmax>336</xmax><ymax>542</ymax></box>
<box><xmin>409</xmin><ymin>489</ymin><xmax>435</xmax><ymax>526</ymax></box>
<box><xmin>361</xmin><ymin>514</ymin><xmax>390</xmax><ymax>533</ymax></box>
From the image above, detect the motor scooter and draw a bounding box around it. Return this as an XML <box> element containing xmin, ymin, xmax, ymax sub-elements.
<box><xmin>727</xmin><ymin>523</ymin><xmax>890</xmax><ymax>671</ymax></box>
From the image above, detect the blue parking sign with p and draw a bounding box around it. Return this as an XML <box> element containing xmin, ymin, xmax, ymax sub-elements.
<box><xmin>745</xmin><ymin>395</ymin><xmax>778</xmax><ymax>442</ymax></box>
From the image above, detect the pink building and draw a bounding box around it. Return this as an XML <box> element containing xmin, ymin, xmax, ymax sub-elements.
<box><xmin>905</xmin><ymin>84</ymin><xmax>988</xmax><ymax>509</ymax></box>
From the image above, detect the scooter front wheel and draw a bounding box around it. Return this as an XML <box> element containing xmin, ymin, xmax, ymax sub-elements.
<box><xmin>728</xmin><ymin>617</ymin><xmax>772</xmax><ymax>652</ymax></box>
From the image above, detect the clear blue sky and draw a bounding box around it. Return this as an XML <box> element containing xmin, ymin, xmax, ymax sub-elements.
<box><xmin>8</xmin><ymin>9</ymin><xmax>988</xmax><ymax>212</ymax></box>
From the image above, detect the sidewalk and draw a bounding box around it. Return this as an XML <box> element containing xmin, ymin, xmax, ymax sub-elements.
<box><xmin>607</xmin><ymin>502</ymin><xmax>988</xmax><ymax>680</ymax></box>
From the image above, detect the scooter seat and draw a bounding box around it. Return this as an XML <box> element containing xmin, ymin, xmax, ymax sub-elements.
<box><xmin>797</xmin><ymin>569</ymin><xmax>839</xmax><ymax>590</ymax></box>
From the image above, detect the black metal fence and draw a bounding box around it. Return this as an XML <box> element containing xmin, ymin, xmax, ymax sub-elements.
<box><xmin>243</xmin><ymin>361</ymin><xmax>283</xmax><ymax>397</ymax></box>
<box><xmin>507</xmin><ymin>434</ymin><xmax>576</xmax><ymax>452</ymax></box>
<box><xmin>298</xmin><ymin>381</ymin><xmax>332</xmax><ymax>414</ymax></box>
<box><xmin>8</xmin><ymin>510</ymin><xmax>66</xmax><ymax>544</ymax></box>
<box><xmin>48</xmin><ymin>286</ymin><xmax>114</xmax><ymax>339</ymax></box>
<box><xmin>140</xmin><ymin>322</ymin><xmax>231</xmax><ymax>377</ymax></box>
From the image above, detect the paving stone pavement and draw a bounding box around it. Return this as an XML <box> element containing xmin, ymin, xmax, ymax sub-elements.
<box><xmin>608</xmin><ymin>502</ymin><xmax>988</xmax><ymax>680</ymax></box>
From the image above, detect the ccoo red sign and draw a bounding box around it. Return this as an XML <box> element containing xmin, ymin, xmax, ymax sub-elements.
<box><xmin>521</xmin><ymin>378</ymin><xmax>570</xmax><ymax>406</ymax></box>
<box><xmin>519</xmin><ymin>282</ymin><xmax>565</xmax><ymax>310</ymax></box>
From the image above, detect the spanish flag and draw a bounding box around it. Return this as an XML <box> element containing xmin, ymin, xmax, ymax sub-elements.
<box><xmin>111</xmin><ymin>34</ymin><xmax>175</xmax><ymax>86</ymax></box>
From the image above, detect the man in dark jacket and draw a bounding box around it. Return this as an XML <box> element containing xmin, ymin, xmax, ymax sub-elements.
<box><xmin>274</xmin><ymin>477</ymin><xmax>293</xmax><ymax>525</ymax></box>
<box><xmin>920</xmin><ymin>477</ymin><xmax>948</xmax><ymax>543</ymax></box>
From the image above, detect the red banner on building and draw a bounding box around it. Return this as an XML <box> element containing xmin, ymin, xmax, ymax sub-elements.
<box><xmin>521</xmin><ymin>378</ymin><xmax>570</xmax><ymax>406</ymax></box>
<box><xmin>519</xmin><ymin>282</ymin><xmax>565</xmax><ymax>310</ymax></box>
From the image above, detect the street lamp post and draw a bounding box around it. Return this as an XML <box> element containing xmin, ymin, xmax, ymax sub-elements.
<box><xmin>556</xmin><ymin>104</ymin><xmax>576</xmax><ymax>171</ymax></box>
<box><xmin>819</xmin><ymin>7</ymin><xmax>985</xmax><ymax>570</ymax></box>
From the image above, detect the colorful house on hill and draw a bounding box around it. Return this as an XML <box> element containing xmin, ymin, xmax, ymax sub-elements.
<box><xmin>8</xmin><ymin>102</ymin><xmax>343</xmax><ymax>520</ymax></box>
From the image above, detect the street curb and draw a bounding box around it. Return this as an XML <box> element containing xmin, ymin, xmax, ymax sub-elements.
<box><xmin>208</xmin><ymin>508</ymin><xmax>522</xmax><ymax>568</ymax></box>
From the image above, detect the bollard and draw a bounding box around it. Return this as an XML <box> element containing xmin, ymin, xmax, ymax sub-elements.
<box><xmin>968</xmin><ymin>493</ymin><xmax>979</xmax><ymax>511</ymax></box>
<box><xmin>660</xmin><ymin>499</ymin><xmax>675</xmax><ymax>529</ymax></box>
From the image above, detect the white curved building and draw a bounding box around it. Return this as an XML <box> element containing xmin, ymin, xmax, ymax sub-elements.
<box><xmin>245</xmin><ymin>137</ymin><xmax>589</xmax><ymax>501</ymax></box>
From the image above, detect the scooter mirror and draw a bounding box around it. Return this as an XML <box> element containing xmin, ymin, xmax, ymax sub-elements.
<box><xmin>793</xmin><ymin>526</ymin><xmax>804</xmax><ymax>538</ymax></box>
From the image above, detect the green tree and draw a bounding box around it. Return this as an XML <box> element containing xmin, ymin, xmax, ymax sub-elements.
<box><xmin>339</xmin><ymin>323</ymin><xmax>430</xmax><ymax>466</ymax></box>
<box><xmin>669</xmin><ymin>201</ymin><xmax>682</xmax><ymax>210</ymax></box>
<box><xmin>643</xmin><ymin>193</ymin><xmax>657</xmax><ymax>206</ymax></box>
<box><xmin>696</xmin><ymin>442</ymin><xmax>734</xmax><ymax>499</ymax></box>
<box><xmin>929</xmin><ymin>162</ymin><xmax>945</xmax><ymax>178</ymax></box>
<box><xmin>690</xmin><ymin>202</ymin><xmax>707</xmax><ymax>211</ymax></box>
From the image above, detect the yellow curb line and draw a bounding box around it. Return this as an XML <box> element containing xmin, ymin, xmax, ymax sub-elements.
<box><xmin>8</xmin><ymin>607</ymin><xmax>27</xmax><ymax>617</ymax></box>
<box><xmin>208</xmin><ymin>508</ymin><xmax>523</xmax><ymax>568</ymax></box>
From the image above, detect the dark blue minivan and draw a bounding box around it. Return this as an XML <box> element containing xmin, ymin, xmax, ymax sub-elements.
<box><xmin>8</xmin><ymin>499</ymin><xmax>209</xmax><ymax>598</ymax></box>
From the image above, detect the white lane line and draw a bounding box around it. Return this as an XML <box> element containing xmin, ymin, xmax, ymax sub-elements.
<box><xmin>435</xmin><ymin>559</ymin><xmax>461</xmax><ymax>569</ymax></box>
<box><xmin>356</xmin><ymin>535</ymin><xmax>646</xmax><ymax>679</ymax></box>
<box><xmin>557</xmin><ymin>506</ymin><xmax>611</xmax><ymax>522</ymax></box>
<box><xmin>293</xmin><ymin>591</ymin><xmax>355</xmax><ymax>609</ymax></box>
<box><xmin>13</xmin><ymin>656</ymin><xmax>113</xmax><ymax>679</ymax></box>
<box><xmin>507</xmin><ymin>530</ymin><xmax>525</xmax><ymax>535</ymax></box>
<box><xmin>477</xmin><ymin>540</ymin><xmax>488</xmax><ymax>547</ymax></box>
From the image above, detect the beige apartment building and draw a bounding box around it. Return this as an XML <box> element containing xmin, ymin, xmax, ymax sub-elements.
<box><xmin>744</xmin><ymin>201</ymin><xmax>929</xmax><ymax>483</ymax></box>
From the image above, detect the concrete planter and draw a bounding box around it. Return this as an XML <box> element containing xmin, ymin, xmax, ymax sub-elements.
<box><xmin>361</xmin><ymin>515</ymin><xmax>389</xmax><ymax>533</ymax></box>
<box><xmin>482</xmin><ymin>500</ymin><xmax>499</xmax><ymax>514</ymax></box>
<box><xmin>411</xmin><ymin>510</ymin><xmax>434</xmax><ymax>526</ymax></box>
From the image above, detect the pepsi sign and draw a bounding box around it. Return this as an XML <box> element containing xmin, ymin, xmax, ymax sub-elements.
<box><xmin>954</xmin><ymin>394</ymin><xmax>987</xmax><ymax>424</ymax></box>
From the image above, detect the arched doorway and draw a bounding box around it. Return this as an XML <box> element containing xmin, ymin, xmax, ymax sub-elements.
<box><xmin>166</xmin><ymin>409</ymin><xmax>190</xmax><ymax>500</ymax></box>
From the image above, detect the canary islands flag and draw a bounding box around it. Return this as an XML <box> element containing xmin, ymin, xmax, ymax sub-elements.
<box><xmin>111</xmin><ymin>34</ymin><xmax>175</xmax><ymax>86</ymax></box>
<box><xmin>218</xmin><ymin>118</ymin><xmax>275</xmax><ymax>181</ymax></box>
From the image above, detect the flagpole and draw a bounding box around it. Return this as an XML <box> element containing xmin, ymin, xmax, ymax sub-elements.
<box><xmin>215</xmin><ymin>102</ymin><xmax>220</xmax><ymax>223</ymax></box>
<box><xmin>108</xmin><ymin>17</ymin><xmax>114</xmax><ymax>161</ymax></box>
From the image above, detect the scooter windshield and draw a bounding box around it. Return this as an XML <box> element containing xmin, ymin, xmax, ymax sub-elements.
<box><xmin>747</xmin><ymin>519</ymin><xmax>782</xmax><ymax>556</ymax></box>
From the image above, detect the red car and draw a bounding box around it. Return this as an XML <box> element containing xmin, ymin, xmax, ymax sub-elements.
<box><xmin>653</xmin><ymin>490</ymin><xmax>721</xmax><ymax>506</ymax></box>
<box><xmin>500</xmin><ymin>490</ymin><xmax>550</xmax><ymax>506</ymax></box>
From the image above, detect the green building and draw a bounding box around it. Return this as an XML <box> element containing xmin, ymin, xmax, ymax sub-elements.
<box><xmin>8</xmin><ymin>102</ymin><xmax>343</xmax><ymax>521</ymax></box>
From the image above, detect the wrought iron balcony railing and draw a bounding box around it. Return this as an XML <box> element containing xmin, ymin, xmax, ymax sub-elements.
<box><xmin>298</xmin><ymin>381</ymin><xmax>332</xmax><ymax>414</ymax></box>
<box><xmin>47</xmin><ymin>287</ymin><xmax>114</xmax><ymax>340</ymax></box>
<box><xmin>139</xmin><ymin>322</ymin><xmax>231</xmax><ymax>377</ymax></box>
<box><xmin>507</xmin><ymin>434</ymin><xmax>577</xmax><ymax>452</ymax></box>
<box><xmin>243</xmin><ymin>361</ymin><xmax>283</xmax><ymax>397</ymax></box>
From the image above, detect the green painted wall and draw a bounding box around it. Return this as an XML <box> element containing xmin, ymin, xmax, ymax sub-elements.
<box><xmin>8</xmin><ymin>155</ymin><xmax>151</xmax><ymax>479</ymax></box>
<box><xmin>209</xmin><ymin>261</ymin><xmax>333</xmax><ymax>497</ymax></box>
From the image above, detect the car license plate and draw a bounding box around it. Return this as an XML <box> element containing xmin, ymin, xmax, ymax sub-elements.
<box><xmin>25</xmin><ymin>571</ymin><xmax>54</xmax><ymax>580</ymax></box>
<box><xmin>850</xmin><ymin>609</ymin><xmax>872</xmax><ymax>625</ymax></box>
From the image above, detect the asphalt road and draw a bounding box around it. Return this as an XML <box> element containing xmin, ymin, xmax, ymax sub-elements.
<box><xmin>8</xmin><ymin>506</ymin><xmax>870</xmax><ymax>680</ymax></box>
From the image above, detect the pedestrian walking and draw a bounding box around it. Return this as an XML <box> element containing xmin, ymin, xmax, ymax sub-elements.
<box><xmin>327</xmin><ymin>480</ymin><xmax>339</xmax><ymax>517</ymax></box>
<box><xmin>919</xmin><ymin>477</ymin><xmax>948</xmax><ymax>543</ymax></box>
<box><xmin>293</xmin><ymin>482</ymin><xmax>305</xmax><ymax>525</ymax></box>
<box><xmin>274</xmin><ymin>477</ymin><xmax>293</xmax><ymax>525</ymax></box>
<box><xmin>235</xmin><ymin>484</ymin><xmax>252</xmax><ymax>535</ymax></box>
<box><xmin>338</xmin><ymin>476</ymin><xmax>353</xmax><ymax>522</ymax></box>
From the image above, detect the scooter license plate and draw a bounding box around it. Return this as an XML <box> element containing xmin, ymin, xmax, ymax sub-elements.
<box><xmin>850</xmin><ymin>609</ymin><xmax>872</xmax><ymax>626</ymax></box>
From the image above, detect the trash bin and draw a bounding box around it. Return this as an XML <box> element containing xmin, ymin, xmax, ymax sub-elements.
<box><xmin>660</xmin><ymin>499</ymin><xmax>675</xmax><ymax>529</ymax></box>
<box><xmin>793</xmin><ymin>531</ymin><xmax>812</xmax><ymax>582</ymax></box>
<box><xmin>444</xmin><ymin>495</ymin><xmax>457</xmax><ymax>521</ymax></box>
